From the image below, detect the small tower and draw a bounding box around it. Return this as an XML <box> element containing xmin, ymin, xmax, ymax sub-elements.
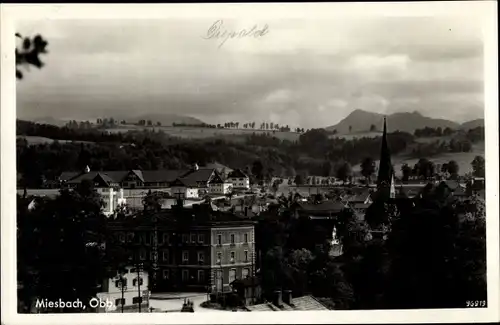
<box><xmin>84</xmin><ymin>165</ymin><xmax>90</xmax><ymax>173</ymax></box>
<box><xmin>192</xmin><ymin>163</ymin><xmax>199</xmax><ymax>171</ymax></box>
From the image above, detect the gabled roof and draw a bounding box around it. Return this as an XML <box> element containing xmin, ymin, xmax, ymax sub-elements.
<box><xmin>94</xmin><ymin>173</ymin><xmax>114</xmax><ymax>187</ymax></box>
<box><xmin>180</xmin><ymin>168</ymin><xmax>216</xmax><ymax>184</ymax></box>
<box><xmin>142</xmin><ymin>170</ymin><xmax>189</xmax><ymax>183</ymax></box>
<box><xmin>130</xmin><ymin>169</ymin><xmax>145</xmax><ymax>182</ymax></box>
<box><xmin>209</xmin><ymin>173</ymin><xmax>224</xmax><ymax>184</ymax></box>
<box><xmin>170</xmin><ymin>178</ymin><xmax>191</xmax><ymax>187</ymax></box>
<box><xmin>67</xmin><ymin>172</ymin><xmax>100</xmax><ymax>184</ymax></box>
<box><xmin>246</xmin><ymin>295</ymin><xmax>328</xmax><ymax>312</ymax></box>
<box><xmin>59</xmin><ymin>171</ymin><xmax>80</xmax><ymax>181</ymax></box>
<box><xmin>204</xmin><ymin>162</ymin><xmax>233</xmax><ymax>172</ymax></box>
<box><xmin>228</xmin><ymin>169</ymin><xmax>248</xmax><ymax>179</ymax></box>
<box><xmin>293</xmin><ymin>201</ymin><xmax>345</xmax><ymax>213</ymax></box>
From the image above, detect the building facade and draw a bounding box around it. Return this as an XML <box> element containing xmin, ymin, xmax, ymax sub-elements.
<box><xmin>96</xmin><ymin>266</ymin><xmax>150</xmax><ymax>312</ymax></box>
<box><xmin>227</xmin><ymin>169</ymin><xmax>250</xmax><ymax>190</ymax></box>
<box><xmin>106</xmin><ymin>203</ymin><xmax>256</xmax><ymax>294</ymax></box>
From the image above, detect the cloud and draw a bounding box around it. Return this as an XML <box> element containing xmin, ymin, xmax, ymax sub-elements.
<box><xmin>16</xmin><ymin>16</ymin><xmax>484</xmax><ymax>128</ymax></box>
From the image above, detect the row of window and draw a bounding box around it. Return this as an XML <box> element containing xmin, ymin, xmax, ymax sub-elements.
<box><xmin>118</xmin><ymin>232</ymin><xmax>252</xmax><ymax>246</ymax></box>
<box><xmin>118</xmin><ymin>233</ymin><xmax>206</xmax><ymax>245</ymax></box>
<box><xmin>114</xmin><ymin>296</ymin><xmax>143</xmax><ymax>307</ymax></box>
<box><xmin>214</xmin><ymin>268</ymin><xmax>251</xmax><ymax>284</ymax></box>
<box><xmin>162</xmin><ymin>269</ymin><xmax>206</xmax><ymax>283</ymax></box>
<box><xmin>216</xmin><ymin>233</ymin><xmax>249</xmax><ymax>245</ymax></box>
<box><xmin>215</xmin><ymin>250</ymin><xmax>251</xmax><ymax>264</ymax></box>
<box><xmin>132</xmin><ymin>249</ymin><xmax>252</xmax><ymax>265</ymax></box>
<box><xmin>114</xmin><ymin>277</ymin><xmax>143</xmax><ymax>288</ymax></box>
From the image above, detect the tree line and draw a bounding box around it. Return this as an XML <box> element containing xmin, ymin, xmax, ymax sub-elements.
<box><xmin>17</xmin><ymin>121</ymin><xmax>483</xmax><ymax>189</ymax></box>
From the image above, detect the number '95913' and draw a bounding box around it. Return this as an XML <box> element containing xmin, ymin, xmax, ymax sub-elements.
<box><xmin>466</xmin><ymin>300</ymin><xmax>486</xmax><ymax>307</ymax></box>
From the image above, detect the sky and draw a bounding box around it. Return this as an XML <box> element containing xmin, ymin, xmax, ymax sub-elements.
<box><xmin>16</xmin><ymin>16</ymin><xmax>484</xmax><ymax>128</ymax></box>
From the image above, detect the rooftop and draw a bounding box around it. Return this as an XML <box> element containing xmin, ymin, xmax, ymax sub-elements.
<box><xmin>246</xmin><ymin>295</ymin><xmax>329</xmax><ymax>312</ymax></box>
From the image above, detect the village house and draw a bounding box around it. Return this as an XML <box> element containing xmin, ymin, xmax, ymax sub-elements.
<box><xmin>226</xmin><ymin>169</ymin><xmax>250</xmax><ymax>190</ymax></box>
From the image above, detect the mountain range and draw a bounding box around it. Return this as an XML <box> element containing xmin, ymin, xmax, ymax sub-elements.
<box><xmin>326</xmin><ymin>109</ymin><xmax>483</xmax><ymax>134</ymax></box>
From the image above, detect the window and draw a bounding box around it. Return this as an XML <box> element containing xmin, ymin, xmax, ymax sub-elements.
<box><xmin>217</xmin><ymin>234</ymin><xmax>222</xmax><ymax>245</ymax></box>
<box><xmin>115</xmin><ymin>298</ymin><xmax>125</xmax><ymax>306</ymax></box>
<box><xmin>242</xmin><ymin>268</ymin><xmax>250</xmax><ymax>278</ymax></box>
<box><xmin>139</xmin><ymin>250</ymin><xmax>146</xmax><ymax>261</ymax></box>
<box><xmin>132</xmin><ymin>296</ymin><xmax>142</xmax><ymax>304</ymax></box>
<box><xmin>230</xmin><ymin>234</ymin><xmax>235</xmax><ymax>244</ymax></box>
<box><xmin>244</xmin><ymin>250</ymin><xmax>248</xmax><ymax>262</ymax></box>
<box><xmin>118</xmin><ymin>233</ymin><xmax>125</xmax><ymax>243</ymax></box>
<box><xmin>162</xmin><ymin>250</ymin><xmax>169</xmax><ymax>262</ymax></box>
<box><xmin>163</xmin><ymin>269</ymin><xmax>169</xmax><ymax>280</ymax></box>
<box><xmin>198</xmin><ymin>252</ymin><xmax>204</xmax><ymax>264</ymax></box>
<box><xmin>244</xmin><ymin>233</ymin><xmax>248</xmax><ymax>243</ymax></box>
<box><xmin>182</xmin><ymin>234</ymin><xmax>189</xmax><ymax>243</ymax></box>
<box><xmin>115</xmin><ymin>278</ymin><xmax>127</xmax><ymax>288</ymax></box>
<box><xmin>191</xmin><ymin>234</ymin><xmax>196</xmax><ymax>243</ymax></box>
<box><xmin>182</xmin><ymin>251</ymin><xmax>189</xmax><ymax>263</ymax></box>
<box><xmin>162</xmin><ymin>233</ymin><xmax>170</xmax><ymax>245</ymax></box>
<box><xmin>229</xmin><ymin>269</ymin><xmax>236</xmax><ymax>284</ymax></box>
<box><xmin>144</xmin><ymin>233</ymin><xmax>151</xmax><ymax>245</ymax></box>
<box><xmin>216</xmin><ymin>252</ymin><xmax>222</xmax><ymax>264</ymax></box>
<box><xmin>127</xmin><ymin>232</ymin><xmax>134</xmax><ymax>242</ymax></box>
<box><xmin>198</xmin><ymin>234</ymin><xmax>205</xmax><ymax>244</ymax></box>
<box><xmin>230</xmin><ymin>251</ymin><xmax>235</xmax><ymax>263</ymax></box>
<box><xmin>150</xmin><ymin>251</ymin><xmax>155</xmax><ymax>261</ymax></box>
<box><xmin>133</xmin><ymin>277</ymin><xmax>143</xmax><ymax>287</ymax></box>
<box><xmin>198</xmin><ymin>270</ymin><xmax>205</xmax><ymax>283</ymax></box>
<box><xmin>182</xmin><ymin>270</ymin><xmax>189</xmax><ymax>282</ymax></box>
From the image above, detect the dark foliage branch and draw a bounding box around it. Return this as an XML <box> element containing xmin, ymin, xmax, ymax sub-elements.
<box><xmin>15</xmin><ymin>33</ymin><xmax>48</xmax><ymax>80</ymax></box>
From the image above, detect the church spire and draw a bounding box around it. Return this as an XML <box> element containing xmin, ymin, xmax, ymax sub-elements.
<box><xmin>377</xmin><ymin>116</ymin><xmax>395</xmax><ymax>199</ymax></box>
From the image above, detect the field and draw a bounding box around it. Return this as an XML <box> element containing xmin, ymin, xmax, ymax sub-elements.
<box><xmin>17</xmin><ymin>136</ymin><xmax>94</xmax><ymax>145</ymax></box>
<box><xmin>105</xmin><ymin>125</ymin><xmax>302</xmax><ymax>141</ymax></box>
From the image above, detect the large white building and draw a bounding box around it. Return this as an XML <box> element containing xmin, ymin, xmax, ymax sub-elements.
<box><xmin>96</xmin><ymin>266</ymin><xmax>150</xmax><ymax>312</ymax></box>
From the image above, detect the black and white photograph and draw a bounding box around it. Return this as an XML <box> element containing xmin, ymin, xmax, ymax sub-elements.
<box><xmin>1</xmin><ymin>2</ymin><xmax>498</xmax><ymax>324</ymax></box>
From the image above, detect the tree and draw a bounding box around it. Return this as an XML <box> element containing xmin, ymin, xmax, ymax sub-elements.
<box><xmin>16</xmin><ymin>34</ymin><xmax>49</xmax><ymax>80</ymax></box>
<box><xmin>401</xmin><ymin>164</ymin><xmax>412</xmax><ymax>183</ymax></box>
<box><xmin>446</xmin><ymin>160</ymin><xmax>459</xmax><ymax>179</ymax></box>
<box><xmin>294</xmin><ymin>174</ymin><xmax>305</xmax><ymax>186</ymax></box>
<box><xmin>251</xmin><ymin>160</ymin><xmax>264</xmax><ymax>182</ymax></box>
<box><xmin>335</xmin><ymin>161</ymin><xmax>353</xmax><ymax>184</ymax></box>
<box><xmin>17</xmin><ymin>183</ymin><xmax>125</xmax><ymax>313</ymax></box>
<box><xmin>225</xmin><ymin>186</ymin><xmax>234</xmax><ymax>200</ymax></box>
<box><xmin>413</xmin><ymin>158</ymin><xmax>435</xmax><ymax>180</ymax></box>
<box><xmin>385</xmin><ymin>194</ymin><xmax>486</xmax><ymax>308</ymax></box>
<box><xmin>360</xmin><ymin>157</ymin><xmax>376</xmax><ymax>185</ymax></box>
<box><xmin>142</xmin><ymin>190</ymin><xmax>164</xmax><ymax>212</ymax></box>
<box><xmin>471</xmin><ymin>156</ymin><xmax>485</xmax><ymax>178</ymax></box>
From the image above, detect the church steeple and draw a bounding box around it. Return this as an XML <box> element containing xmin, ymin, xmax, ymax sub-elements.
<box><xmin>377</xmin><ymin>116</ymin><xmax>395</xmax><ymax>199</ymax></box>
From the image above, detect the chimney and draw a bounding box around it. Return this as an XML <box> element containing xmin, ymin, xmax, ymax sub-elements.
<box><xmin>282</xmin><ymin>290</ymin><xmax>292</xmax><ymax>305</ymax></box>
<box><xmin>84</xmin><ymin>165</ymin><xmax>90</xmax><ymax>173</ymax></box>
<box><xmin>272</xmin><ymin>290</ymin><xmax>283</xmax><ymax>307</ymax></box>
<box><xmin>193</xmin><ymin>163</ymin><xmax>199</xmax><ymax>171</ymax></box>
